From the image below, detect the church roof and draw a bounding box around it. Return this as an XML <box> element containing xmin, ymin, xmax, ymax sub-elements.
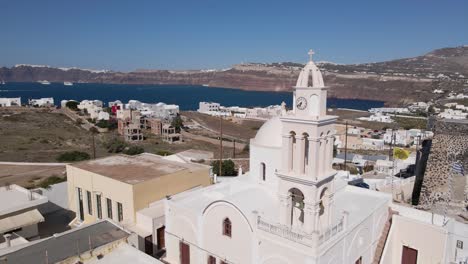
<box><xmin>251</xmin><ymin>117</ymin><xmax>283</xmax><ymax>147</ymax></box>
<box><xmin>168</xmin><ymin>175</ymin><xmax>280</xmax><ymax>219</ymax></box>
<box><xmin>295</xmin><ymin>50</ymin><xmax>325</xmax><ymax>88</ymax></box>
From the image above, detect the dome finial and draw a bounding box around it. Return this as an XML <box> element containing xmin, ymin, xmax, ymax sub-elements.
<box><xmin>308</xmin><ymin>49</ymin><xmax>315</xmax><ymax>62</ymax></box>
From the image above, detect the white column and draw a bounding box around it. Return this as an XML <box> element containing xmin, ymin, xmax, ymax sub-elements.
<box><xmin>295</xmin><ymin>135</ymin><xmax>305</xmax><ymax>175</ymax></box>
<box><xmin>282</xmin><ymin>134</ymin><xmax>293</xmax><ymax>172</ymax></box>
<box><xmin>327</xmin><ymin>193</ymin><xmax>334</xmax><ymax>229</ymax></box>
<box><xmin>279</xmin><ymin>194</ymin><xmax>292</xmax><ymax>226</ymax></box>
<box><xmin>304</xmin><ymin>200</ymin><xmax>320</xmax><ymax>233</ymax></box>
<box><xmin>317</xmin><ymin>139</ymin><xmax>325</xmax><ymax>177</ymax></box>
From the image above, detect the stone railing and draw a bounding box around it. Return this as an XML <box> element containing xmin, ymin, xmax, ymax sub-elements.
<box><xmin>318</xmin><ymin>217</ymin><xmax>344</xmax><ymax>243</ymax></box>
<box><xmin>257</xmin><ymin>217</ymin><xmax>316</xmax><ymax>247</ymax></box>
<box><xmin>257</xmin><ymin>215</ymin><xmax>346</xmax><ymax>247</ymax></box>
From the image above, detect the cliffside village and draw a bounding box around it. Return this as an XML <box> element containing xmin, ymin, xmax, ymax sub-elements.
<box><xmin>0</xmin><ymin>54</ymin><xmax>467</xmax><ymax>264</ymax></box>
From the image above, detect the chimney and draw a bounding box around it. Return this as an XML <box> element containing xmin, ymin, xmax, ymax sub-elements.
<box><xmin>4</xmin><ymin>234</ymin><xmax>12</xmax><ymax>248</ymax></box>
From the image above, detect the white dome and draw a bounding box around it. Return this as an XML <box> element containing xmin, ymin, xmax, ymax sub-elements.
<box><xmin>252</xmin><ymin>117</ymin><xmax>283</xmax><ymax>147</ymax></box>
<box><xmin>295</xmin><ymin>50</ymin><xmax>325</xmax><ymax>88</ymax></box>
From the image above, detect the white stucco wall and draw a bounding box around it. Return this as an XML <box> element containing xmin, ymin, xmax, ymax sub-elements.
<box><xmin>382</xmin><ymin>215</ymin><xmax>447</xmax><ymax>264</ymax></box>
<box><xmin>202</xmin><ymin>202</ymin><xmax>255</xmax><ymax>264</ymax></box>
<box><xmin>250</xmin><ymin>143</ymin><xmax>282</xmax><ymax>186</ymax></box>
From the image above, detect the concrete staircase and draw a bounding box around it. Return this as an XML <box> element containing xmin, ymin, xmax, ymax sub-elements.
<box><xmin>372</xmin><ymin>208</ymin><xmax>398</xmax><ymax>264</ymax></box>
<box><xmin>68</xmin><ymin>217</ymin><xmax>83</xmax><ymax>229</ymax></box>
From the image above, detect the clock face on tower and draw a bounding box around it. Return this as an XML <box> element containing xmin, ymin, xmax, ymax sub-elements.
<box><xmin>296</xmin><ymin>97</ymin><xmax>307</xmax><ymax>110</ymax></box>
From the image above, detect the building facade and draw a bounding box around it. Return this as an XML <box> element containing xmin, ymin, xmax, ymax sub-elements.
<box><xmin>163</xmin><ymin>51</ymin><xmax>391</xmax><ymax>264</ymax></box>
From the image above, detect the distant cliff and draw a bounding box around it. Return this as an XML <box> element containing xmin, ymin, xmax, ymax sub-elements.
<box><xmin>2</xmin><ymin>46</ymin><xmax>468</xmax><ymax>105</ymax></box>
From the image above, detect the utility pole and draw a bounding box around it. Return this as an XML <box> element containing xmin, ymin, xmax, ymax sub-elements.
<box><xmin>92</xmin><ymin>133</ymin><xmax>96</xmax><ymax>159</ymax></box>
<box><xmin>233</xmin><ymin>139</ymin><xmax>236</xmax><ymax>159</ymax></box>
<box><xmin>219</xmin><ymin>115</ymin><xmax>223</xmax><ymax>176</ymax></box>
<box><xmin>89</xmin><ymin>127</ymin><xmax>98</xmax><ymax>159</ymax></box>
<box><xmin>344</xmin><ymin>121</ymin><xmax>348</xmax><ymax>172</ymax></box>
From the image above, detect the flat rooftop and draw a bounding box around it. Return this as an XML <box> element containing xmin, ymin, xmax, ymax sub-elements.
<box><xmin>72</xmin><ymin>153</ymin><xmax>206</xmax><ymax>185</ymax></box>
<box><xmin>0</xmin><ymin>220</ymin><xmax>129</xmax><ymax>264</ymax></box>
<box><xmin>85</xmin><ymin>242</ymin><xmax>162</xmax><ymax>264</ymax></box>
<box><xmin>0</xmin><ymin>185</ymin><xmax>47</xmax><ymax>216</ymax></box>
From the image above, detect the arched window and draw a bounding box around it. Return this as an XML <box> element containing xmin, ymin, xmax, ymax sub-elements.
<box><xmin>260</xmin><ymin>162</ymin><xmax>266</xmax><ymax>181</ymax></box>
<box><xmin>289</xmin><ymin>188</ymin><xmax>305</xmax><ymax>226</ymax></box>
<box><xmin>303</xmin><ymin>133</ymin><xmax>309</xmax><ymax>166</ymax></box>
<box><xmin>319</xmin><ymin>188</ymin><xmax>328</xmax><ymax>216</ymax></box>
<box><xmin>223</xmin><ymin>218</ymin><xmax>232</xmax><ymax>237</ymax></box>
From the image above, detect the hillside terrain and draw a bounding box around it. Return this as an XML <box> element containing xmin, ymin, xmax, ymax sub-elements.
<box><xmin>1</xmin><ymin>46</ymin><xmax>468</xmax><ymax>105</ymax></box>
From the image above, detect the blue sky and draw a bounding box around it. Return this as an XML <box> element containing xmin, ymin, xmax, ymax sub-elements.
<box><xmin>2</xmin><ymin>0</ymin><xmax>467</xmax><ymax>71</ymax></box>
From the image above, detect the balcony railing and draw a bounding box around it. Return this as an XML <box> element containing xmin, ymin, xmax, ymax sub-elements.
<box><xmin>257</xmin><ymin>217</ymin><xmax>315</xmax><ymax>246</ymax></box>
<box><xmin>318</xmin><ymin>218</ymin><xmax>344</xmax><ymax>243</ymax></box>
<box><xmin>257</xmin><ymin>216</ymin><xmax>345</xmax><ymax>247</ymax></box>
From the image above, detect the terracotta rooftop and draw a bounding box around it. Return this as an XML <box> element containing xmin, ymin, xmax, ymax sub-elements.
<box><xmin>71</xmin><ymin>153</ymin><xmax>206</xmax><ymax>185</ymax></box>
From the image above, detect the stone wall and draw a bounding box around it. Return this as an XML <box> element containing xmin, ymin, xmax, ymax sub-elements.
<box><xmin>418</xmin><ymin>119</ymin><xmax>468</xmax><ymax>216</ymax></box>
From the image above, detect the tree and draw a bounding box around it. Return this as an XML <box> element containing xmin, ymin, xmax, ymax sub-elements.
<box><xmin>65</xmin><ymin>101</ymin><xmax>79</xmax><ymax>110</ymax></box>
<box><xmin>75</xmin><ymin>118</ymin><xmax>83</xmax><ymax>126</ymax></box>
<box><xmin>211</xmin><ymin>159</ymin><xmax>237</xmax><ymax>176</ymax></box>
<box><xmin>104</xmin><ymin>138</ymin><xmax>127</xmax><ymax>153</ymax></box>
<box><xmin>123</xmin><ymin>146</ymin><xmax>145</xmax><ymax>155</ymax></box>
<box><xmin>56</xmin><ymin>151</ymin><xmax>90</xmax><ymax>162</ymax></box>
<box><xmin>171</xmin><ymin>114</ymin><xmax>184</xmax><ymax>133</ymax></box>
<box><xmin>156</xmin><ymin>150</ymin><xmax>173</xmax><ymax>156</ymax></box>
<box><xmin>96</xmin><ymin>119</ymin><xmax>109</xmax><ymax>128</ymax></box>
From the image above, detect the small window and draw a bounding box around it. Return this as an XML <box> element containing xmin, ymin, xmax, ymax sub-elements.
<box><xmin>96</xmin><ymin>194</ymin><xmax>102</xmax><ymax>219</ymax></box>
<box><xmin>260</xmin><ymin>163</ymin><xmax>266</xmax><ymax>181</ymax></box>
<box><xmin>106</xmin><ymin>198</ymin><xmax>113</xmax><ymax>219</ymax></box>
<box><xmin>87</xmin><ymin>191</ymin><xmax>92</xmax><ymax>215</ymax></box>
<box><xmin>223</xmin><ymin>218</ymin><xmax>232</xmax><ymax>237</ymax></box>
<box><xmin>117</xmin><ymin>202</ymin><xmax>123</xmax><ymax>222</ymax></box>
<box><xmin>207</xmin><ymin>255</ymin><xmax>216</xmax><ymax>264</ymax></box>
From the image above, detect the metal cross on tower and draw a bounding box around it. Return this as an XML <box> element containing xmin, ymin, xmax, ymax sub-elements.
<box><xmin>308</xmin><ymin>49</ymin><xmax>315</xmax><ymax>62</ymax></box>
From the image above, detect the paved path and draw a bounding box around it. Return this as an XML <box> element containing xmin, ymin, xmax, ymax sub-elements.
<box><xmin>188</xmin><ymin>117</ymin><xmax>248</xmax><ymax>143</ymax></box>
<box><xmin>0</xmin><ymin>161</ymin><xmax>67</xmax><ymax>166</ymax></box>
<box><xmin>60</xmin><ymin>108</ymin><xmax>94</xmax><ymax>131</ymax></box>
<box><xmin>181</xmin><ymin>131</ymin><xmax>246</xmax><ymax>150</ymax></box>
<box><xmin>393</xmin><ymin>114</ymin><xmax>427</xmax><ymax>120</ymax></box>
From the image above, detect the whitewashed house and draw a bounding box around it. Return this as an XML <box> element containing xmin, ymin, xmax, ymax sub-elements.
<box><xmin>383</xmin><ymin>129</ymin><xmax>412</xmax><ymax>146</ymax></box>
<box><xmin>97</xmin><ymin>111</ymin><xmax>110</xmax><ymax>120</ymax></box>
<box><xmin>198</xmin><ymin>102</ymin><xmax>221</xmax><ymax>113</ymax></box>
<box><xmin>0</xmin><ymin>98</ymin><xmax>21</xmax><ymax>107</ymax></box>
<box><xmin>28</xmin><ymin>98</ymin><xmax>54</xmax><ymax>107</ymax></box>
<box><xmin>362</xmin><ymin>138</ymin><xmax>385</xmax><ymax>150</ymax></box>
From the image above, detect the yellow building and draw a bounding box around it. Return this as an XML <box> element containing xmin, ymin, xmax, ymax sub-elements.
<box><xmin>67</xmin><ymin>153</ymin><xmax>211</xmax><ymax>226</ymax></box>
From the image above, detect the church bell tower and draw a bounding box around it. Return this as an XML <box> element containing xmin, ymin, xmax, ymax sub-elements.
<box><xmin>277</xmin><ymin>50</ymin><xmax>337</xmax><ymax>234</ymax></box>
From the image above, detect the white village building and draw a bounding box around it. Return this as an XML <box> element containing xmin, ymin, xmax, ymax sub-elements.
<box><xmin>163</xmin><ymin>51</ymin><xmax>392</xmax><ymax>264</ymax></box>
<box><xmin>28</xmin><ymin>97</ymin><xmax>54</xmax><ymax>107</ymax></box>
<box><xmin>0</xmin><ymin>97</ymin><xmax>21</xmax><ymax>107</ymax></box>
<box><xmin>125</xmin><ymin>100</ymin><xmax>180</xmax><ymax>120</ymax></box>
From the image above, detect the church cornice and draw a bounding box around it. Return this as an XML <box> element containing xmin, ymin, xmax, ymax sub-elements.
<box><xmin>275</xmin><ymin>171</ymin><xmax>336</xmax><ymax>187</ymax></box>
<box><xmin>280</xmin><ymin>116</ymin><xmax>338</xmax><ymax>126</ymax></box>
<box><xmin>293</xmin><ymin>86</ymin><xmax>329</xmax><ymax>91</ymax></box>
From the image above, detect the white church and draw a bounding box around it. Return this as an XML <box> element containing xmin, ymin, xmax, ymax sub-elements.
<box><xmin>163</xmin><ymin>51</ymin><xmax>468</xmax><ymax>264</ymax></box>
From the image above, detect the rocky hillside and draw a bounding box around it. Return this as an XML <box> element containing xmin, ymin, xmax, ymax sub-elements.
<box><xmin>1</xmin><ymin>46</ymin><xmax>468</xmax><ymax>105</ymax></box>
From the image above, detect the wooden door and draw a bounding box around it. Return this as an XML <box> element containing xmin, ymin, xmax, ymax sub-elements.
<box><xmin>157</xmin><ymin>226</ymin><xmax>165</xmax><ymax>250</ymax></box>
<box><xmin>402</xmin><ymin>246</ymin><xmax>418</xmax><ymax>264</ymax></box>
<box><xmin>144</xmin><ymin>235</ymin><xmax>153</xmax><ymax>256</ymax></box>
<box><xmin>180</xmin><ymin>241</ymin><xmax>190</xmax><ymax>264</ymax></box>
